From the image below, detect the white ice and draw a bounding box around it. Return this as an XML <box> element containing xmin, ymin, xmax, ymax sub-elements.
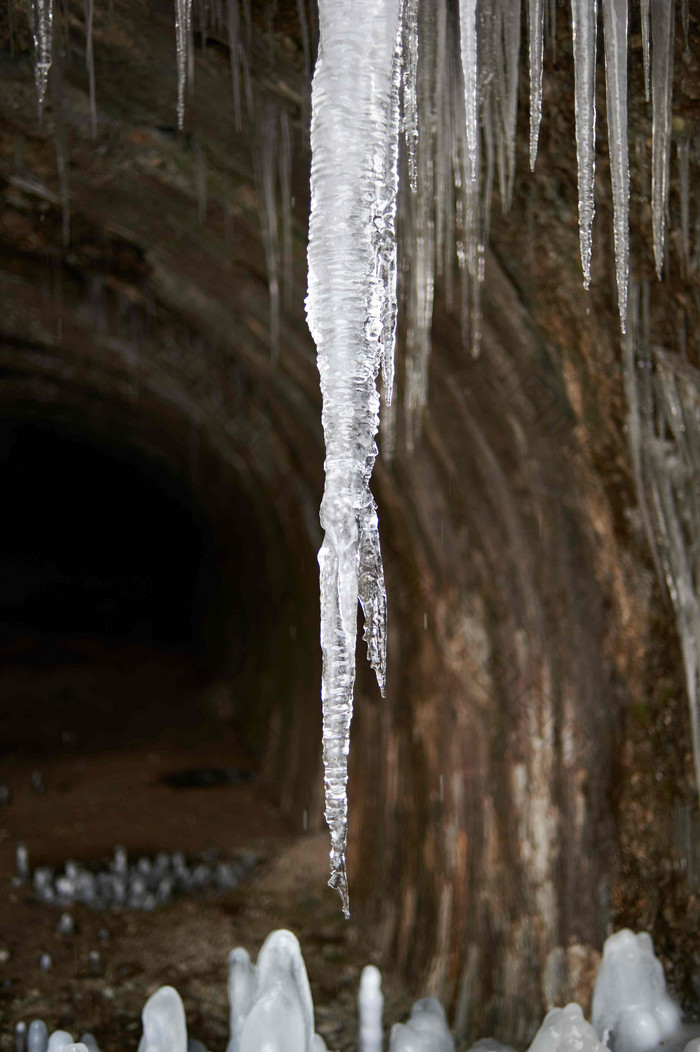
<box><xmin>528</xmin><ymin>1005</ymin><xmax>607</xmax><ymax>1052</ymax></box>
<box><xmin>359</xmin><ymin>965</ymin><xmax>384</xmax><ymax>1052</ymax></box>
<box><xmin>227</xmin><ymin>947</ymin><xmax>257</xmax><ymax>1052</ymax></box>
<box><xmin>591</xmin><ymin>930</ymin><xmax>682</xmax><ymax>1052</ymax></box>
<box><xmin>138</xmin><ymin>986</ymin><xmax>188</xmax><ymax>1052</ymax></box>
<box><xmin>47</xmin><ymin>1035</ymin><xmax>73</xmax><ymax>1052</ymax></box>
<box><xmin>239</xmin><ymin>930</ymin><xmax>314</xmax><ymax>1052</ymax></box>
<box><xmin>389</xmin><ymin>998</ymin><xmax>454</xmax><ymax>1052</ymax></box>
<box><xmin>306</xmin><ymin>0</ymin><xmax>401</xmax><ymax>912</ymax></box>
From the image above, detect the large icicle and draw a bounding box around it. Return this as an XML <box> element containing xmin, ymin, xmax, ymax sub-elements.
<box><xmin>306</xmin><ymin>0</ymin><xmax>401</xmax><ymax>914</ymax></box>
<box><xmin>650</xmin><ymin>0</ymin><xmax>674</xmax><ymax>279</ymax></box>
<box><xmin>603</xmin><ymin>0</ymin><xmax>629</xmax><ymax>329</ymax></box>
<box><xmin>570</xmin><ymin>0</ymin><xmax>598</xmax><ymax>288</ymax></box>
<box><xmin>30</xmin><ymin>0</ymin><xmax>53</xmax><ymax>117</ymax></box>
<box><xmin>528</xmin><ymin>0</ymin><xmax>545</xmax><ymax>169</ymax></box>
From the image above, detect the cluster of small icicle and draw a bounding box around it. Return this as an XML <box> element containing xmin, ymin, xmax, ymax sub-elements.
<box><xmin>11</xmin><ymin>928</ymin><xmax>700</xmax><ymax>1052</ymax></box>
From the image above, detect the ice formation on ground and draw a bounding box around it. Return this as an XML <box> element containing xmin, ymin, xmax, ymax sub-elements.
<box><xmin>20</xmin><ymin>844</ymin><xmax>256</xmax><ymax>911</ymax></box>
<box><xmin>138</xmin><ymin>986</ymin><xmax>188</xmax><ymax>1052</ymax></box>
<box><xmin>591</xmin><ymin>930</ymin><xmax>682</xmax><ymax>1052</ymax></box>
<box><xmin>528</xmin><ymin>1005</ymin><xmax>607</xmax><ymax>1052</ymax></box>
<box><xmin>390</xmin><ymin>998</ymin><xmax>455</xmax><ymax>1052</ymax></box>
<box><xmin>13</xmin><ymin>928</ymin><xmax>699</xmax><ymax>1052</ymax></box>
<box><xmin>359</xmin><ymin>965</ymin><xmax>384</xmax><ymax>1052</ymax></box>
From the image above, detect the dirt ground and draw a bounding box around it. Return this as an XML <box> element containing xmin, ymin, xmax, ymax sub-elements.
<box><xmin>0</xmin><ymin>642</ymin><xmax>414</xmax><ymax>1050</ymax></box>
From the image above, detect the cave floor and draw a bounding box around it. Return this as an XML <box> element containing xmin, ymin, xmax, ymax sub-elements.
<box><xmin>0</xmin><ymin>641</ymin><xmax>413</xmax><ymax>1050</ymax></box>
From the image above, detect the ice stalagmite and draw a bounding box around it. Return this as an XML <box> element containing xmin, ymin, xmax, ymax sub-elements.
<box><xmin>138</xmin><ymin>986</ymin><xmax>187</xmax><ymax>1052</ymax></box>
<box><xmin>571</xmin><ymin>0</ymin><xmax>598</xmax><ymax>288</ymax></box>
<box><xmin>306</xmin><ymin>0</ymin><xmax>401</xmax><ymax>914</ymax></box>
<box><xmin>650</xmin><ymin>0</ymin><xmax>674</xmax><ymax>279</ymax></box>
<box><xmin>528</xmin><ymin>0</ymin><xmax>545</xmax><ymax>169</ymax></box>
<box><xmin>30</xmin><ymin>0</ymin><xmax>53</xmax><ymax>117</ymax></box>
<box><xmin>603</xmin><ymin>0</ymin><xmax>629</xmax><ymax>329</ymax></box>
<box><xmin>175</xmin><ymin>0</ymin><xmax>193</xmax><ymax>129</ymax></box>
<box><xmin>227</xmin><ymin>948</ymin><xmax>257</xmax><ymax>1052</ymax></box>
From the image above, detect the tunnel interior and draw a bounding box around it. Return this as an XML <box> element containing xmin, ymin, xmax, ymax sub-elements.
<box><xmin>0</xmin><ymin>414</ymin><xmax>316</xmax><ymax>766</ymax></box>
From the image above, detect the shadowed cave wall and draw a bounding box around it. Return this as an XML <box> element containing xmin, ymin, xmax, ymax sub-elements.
<box><xmin>0</xmin><ymin>0</ymin><xmax>698</xmax><ymax>1043</ymax></box>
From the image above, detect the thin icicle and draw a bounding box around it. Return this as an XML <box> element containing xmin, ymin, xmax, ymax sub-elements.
<box><xmin>501</xmin><ymin>0</ymin><xmax>521</xmax><ymax>208</ymax></box>
<box><xmin>650</xmin><ymin>0</ymin><xmax>674</xmax><ymax>279</ymax></box>
<box><xmin>30</xmin><ymin>0</ymin><xmax>53</xmax><ymax>117</ymax></box>
<box><xmin>570</xmin><ymin>0</ymin><xmax>598</xmax><ymax>288</ymax></box>
<box><xmin>306</xmin><ymin>0</ymin><xmax>401</xmax><ymax>915</ymax></box>
<box><xmin>175</xmin><ymin>0</ymin><xmax>193</xmax><ymax>130</ymax></box>
<box><xmin>296</xmin><ymin>0</ymin><xmax>312</xmax><ymax>123</ymax></box>
<box><xmin>678</xmin><ymin>137</ymin><xmax>690</xmax><ymax>278</ymax></box>
<box><xmin>458</xmin><ymin>0</ymin><xmax>479</xmax><ymax>184</ymax></box>
<box><xmin>640</xmin><ymin>0</ymin><xmax>651</xmax><ymax>101</ymax></box>
<box><xmin>403</xmin><ymin>0</ymin><xmax>420</xmax><ymax>191</ymax></box>
<box><xmin>603</xmin><ymin>0</ymin><xmax>629</xmax><ymax>330</ymax></box>
<box><xmin>85</xmin><ymin>0</ymin><xmax>97</xmax><ymax>137</ymax></box>
<box><xmin>528</xmin><ymin>0</ymin><xmax>545</xmax><ymax>169</ymax></box>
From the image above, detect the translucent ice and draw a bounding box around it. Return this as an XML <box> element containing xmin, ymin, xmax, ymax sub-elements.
<box><xmin>306</xmin><ymin>0</ymin><xmax>400</xmax><ymax>912</ymax></box>
<box><xmin>29</xmin><ymin>1021</ymin><xmax>49</xmax><ymax>1052</ymax></box>
<box><xmin>570</xmin><ymin>0</ymin><xmax>598</xmax><ymax>288</ymax></box>
<box><xmin>29</xmin><ymin>0</ymin><xmax>53</xmax><ymax>116</ymax></box>
<box><xmin>602</xmin><ymin>0</ymin><xmax>629</xmax><ymax>329</ymax></box>
<box><xmin>227</xmin><ymin>947</ymin><xmax>257</xmax><ymax>1052</ymax></box>
<box><xmin>359</xmin><ymin>965</ymin><xmax>384</xmax><ymax>1052</ymax></box>
<box><xmin>650</xmin><ymin>0</ymin><xmax>674</xmax><ymax>278</ymax></box>
<box><xmin>528</xmin><ymin>0</ymin><xmax>545</xmax><ymax>168</ymax></box>
<box><xmin>175</xmin><ymin>0</ymin><xmax>193</xmax><ymax>129</ymax></box>
<box><xmin>47</xmin><ymin>1034</ymin><xmax>73</xmax><ymax>1052</ymax></box>
<box><xmin>138</xmin><ymin>986</ymin><xmax>188</xmax><ymax>1052</ymax></box>
<box><xmin>528</xmin><ymin>1005</ymin><xmax>606</xmax><ymax>1052</ymax></box>
<box><xmin>253</xmin><ymin>930</ymin><xmax>314</xmax><ymax>1052</ymax></box>
<box><xmin>389</xmin><ymin>999</ymin><xmax>453</xmax><ymax>1052</ymax></box>
<box><xmin>592</xmin><ymin>930</ymin><xmax>682</xmax><ymax>1052</ymax></box>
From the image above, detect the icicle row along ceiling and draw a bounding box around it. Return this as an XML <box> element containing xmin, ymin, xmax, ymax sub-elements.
<box><xmin>23</xmin><ymin>0</ymin><xmax>699</xmax><ymax>910</ymax></box>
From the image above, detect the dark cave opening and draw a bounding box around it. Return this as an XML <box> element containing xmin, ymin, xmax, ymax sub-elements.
<box><xmin>0</xmin><ymin>421</ymin><xmax>217</xmax><ymax>653</ymax></box>
<box><xmin>0</xmin><ymin>418</ymin><xmax>293</xmax><ymax>762</ymax></box>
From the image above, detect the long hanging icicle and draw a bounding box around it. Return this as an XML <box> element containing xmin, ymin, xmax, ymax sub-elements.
<box><xmin>603</xmin><ymin>0</ymin><xmax>629</xmax><ymax>329</ymax></box>
<box><xmin>570</xmin><ymin>0</ymin><xmax>598</xmax><ymax>288</ymax></box>
<box><xmin>458</xmin><ymin>0</ymin><xmax>479</xmax><ymax>186</ymax></box>
<box><xmin>528</xmin><ymin>0</ymin><xmax>545</xmax><ymax>169</ymax></box>
<box><xmin>306</xmin><ymin>0</ymin><xmax>401</xmax><ymax>914</ymax></box>
<box><xmin>175</xmin><ymin>0</ymin><xmax>193</xmax><ymax>129</ymax></box>
<box><xmin>30</xmin><ymin>0</ymin><xmax>53</xmax><ymax>117</ymax></box>
<box><xmin>650</xmin><ymin>0</ymin><xmax>674</xmax><ymax>279</ymax></box>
